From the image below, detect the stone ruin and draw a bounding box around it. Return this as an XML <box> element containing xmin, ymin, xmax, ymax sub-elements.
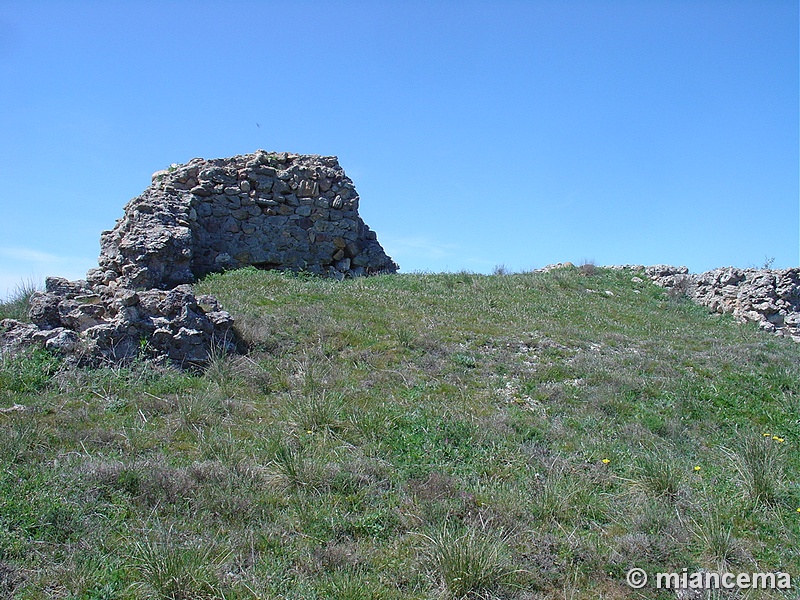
<box><xmin>0</xmin><ymin>151</ymin><xmax>398</xmax><ymax>368</ymax></box>
<box><xmin>3</xmin><ymin>145</ymin><xmax>796</xmax><ymax>368</ymax></box>
<box><xmin>2</xmin><ymin>279</ymin><xmax>237</xmax><ymax>367</ymax></box>
<box><xmin>95</xmin><ymin>150</ymin><xmax>398</xmax><ymax>289</ymax></box>
<box><xmin>540</xmin><ymin>263</ymin><xmax>800</xmax><ymax>342</ymax></box>
<box><xmin>645</xmin><ymin>265</ymin><xmax>800</xmax><ymax>341</ymax></box>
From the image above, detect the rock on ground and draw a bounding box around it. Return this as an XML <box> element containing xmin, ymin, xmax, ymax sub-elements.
<box><xmin>2</xmin><ymin>277</ymin><xmax>237</xmax><ymax>368</ymax></box>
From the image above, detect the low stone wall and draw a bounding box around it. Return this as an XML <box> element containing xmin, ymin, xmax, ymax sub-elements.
<box><xmin>644</xmin><ymin>265</ymin><xmax>800</xmax><ymax>341</ymax></box>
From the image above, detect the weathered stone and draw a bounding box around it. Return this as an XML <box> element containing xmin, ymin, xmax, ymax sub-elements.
<box><xmin>3</xmin><ymin>265</ymin><xmax>238</xmax><ymax>369</ymax></box>
<box><xmin>222</xmin><ymin>217</ymin><xmax>240</xmax><ymax>233</ymax></box>
<box><xmin>191</xmin><ymin>185</ymin><xmax>212</xmax><ymax>197</ymax></box>
<box><xmin>45</xmin><ymin>329</ymin><xmax>80</xmax><ymax>353</ymax></box>
<box><xmin>297</xmin><ymin>180</ymin><xmax>319</xmax><ymax>198</ymax></box>
<box><xmin>117</xmin><ymin>290</ymin><xmax>139</xmax><ymax>307</ymax></box>
<box><xmin>1</xmin><ymin>150</ymin><xmax>397</xmax><ymax>368</ymax></box>
<box><xmin>645</xmin><ymin>265</ymin><xmax>800</xmax><ymax>342</ymax></box>
<box><xmin>28</xmin><ymin>292</ymin><xmax>63</xmax><ymax>329</ymax></box>
<box><xmin>46</xmin><ymin>277</ymin><xmax>89</xmax><ymax>297</ymax></box>
<box><xmin>0</xmin><ymin>319</ymin><xmax>38</xmax><ymax>354</ymax></box>
<box><xmin>345</xmin><ymin>241</ymin><xmax>361</xmax><ymax>257</ymax></box>
<box><xmin>32</xmin><ymin>327</ymin><xmax>65</xmax><ymax>345</ymax></box>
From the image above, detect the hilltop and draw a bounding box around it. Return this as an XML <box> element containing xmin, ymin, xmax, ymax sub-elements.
<box><xmin>0</xmin><ymin>267</ymin><xmax>798</xmax><ymax>599</ymax></box>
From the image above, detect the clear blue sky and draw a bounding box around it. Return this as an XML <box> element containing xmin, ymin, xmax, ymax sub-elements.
<box><xmin>1</xmin><ymin>1</ymin><xmax>797</xmax><ymax>299</ymax></box>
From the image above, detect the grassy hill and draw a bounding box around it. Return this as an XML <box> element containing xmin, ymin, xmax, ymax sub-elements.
<box><xmin>1</xmin><ymin>267</ymin><xmax>798</xmax><ymax>599</ymax></box>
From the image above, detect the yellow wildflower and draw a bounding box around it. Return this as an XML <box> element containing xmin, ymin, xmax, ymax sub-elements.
<box><xmin>601</xmin><ymin>458</ymin><xmax>610</xmax><ymax>465</ymax></box>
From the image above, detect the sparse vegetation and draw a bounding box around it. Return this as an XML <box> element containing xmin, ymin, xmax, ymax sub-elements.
<box><xmin>0</xmin><ymin>279</ymin><xmax>39</xmax><ymax>322</ymax></box>
<box><xmin>127</xmin><ymin>533</ymin><xmax>229</xmax><ymax>600</ymax></box>
<box><xmin>577</xmin><ymin>260</ymin><xmax>596</xmax><ymax>276</ymax></box>
<box><xmin>665</xmin><ymin>274</ymin><xmax>693</xmax><ymax>301</ymax></box>
<box><xmin>0</xmin><ymin>267</ymin><xmax>798</xmax><ymax>598</ymax></box>
<box><xmin>492</xmin><ymin>264</ymin><xmax>508</xmax><ymax>276</ymax></box>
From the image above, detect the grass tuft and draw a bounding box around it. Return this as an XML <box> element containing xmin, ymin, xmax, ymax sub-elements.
<box><xmin>272</xmin><ymin>437</ymin><xmax>320</xmax><ymax>491</ymax></box>
<box><xmin>127</xmin><ymin>534</ymin><xmax>229</xmax><ymax>599</ymax></box>
<box><xmin>420</xmin><ymin>524</ymin><xmax>517</xmax><ymax>599</ymax></box>
<box><xmin>0</xmin><ymin>346</ymin><xmax>61</xmax><ymax>397</ymax></box>
<box><xmin>632</xmin><ymin>446</ymin><xmax>686</xmax><ymax>501</ymax></box>
<box><xmin>688</xmin><ymin>501</ymin><xmax>744</xmax><ymax>572</ymax></box>
<box><xmin>0</xmin><ymin>279</ymin><xmax>39</xmax><ymax>322</ymax></box>
<box><xmin>725</xmin><ymin>432</ymin><xmax>787</xmax><ymax>506</ymax></box>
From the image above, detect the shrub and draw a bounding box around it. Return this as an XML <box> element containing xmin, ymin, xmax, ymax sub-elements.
<box><xmin>578</xmin><ymin>261</ymin><xmax>597</xmax><ymax>276</ymax></box>
<box><xmin>492</xmin><ymin>264</ymin><xmax>508</xmax><ymax>276</ymax></box>
<box><xmin>665</xmin><ymin>275</ymin><xmax>693</xmax><ymax>301</ymax></box>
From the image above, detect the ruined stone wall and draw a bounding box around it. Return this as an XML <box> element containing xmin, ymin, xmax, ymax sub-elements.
<box><xmin>645</xmin><ymin>265</ymin><xmax>800</xmax><ymax>341</ymax></box>
<box><xmin>92</xmin><ymin>151</ymin><xmax>398</xmax><ymax>290</ymax></box>
<box><xmin>1</xmin><ymin>151</ymin><xmax>398</xmax><ymax>367</ymax></box>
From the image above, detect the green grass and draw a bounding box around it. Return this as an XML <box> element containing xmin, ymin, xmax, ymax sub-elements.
<box><xmin>0</xmin><ymin>279</ymin><xmax>38</xmax><ymax>322</ymax></box>
<box><xmin>1</xmin><ymin>266</ymin><xmax>799</xmax><ymax>599</ymax></box>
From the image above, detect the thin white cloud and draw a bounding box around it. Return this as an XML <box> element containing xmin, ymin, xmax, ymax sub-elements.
<box><xmin>0</xmin><ymin>247</ymin><xmax>70</xmax><ymax>263</ymax></box>
<box><xmin>380</xmin><ymin>235</ymin><xmax>500</xmax><ymax>273</ymax></box>
<box><xmin>0</xmin><ymin>246</ymin><xmax>94</xmax><ymax>301</ymax></box>
<box><xmin>380</xmin><ymin>235</ymin><xmax>461</xmax><ymax>260</ymax></box>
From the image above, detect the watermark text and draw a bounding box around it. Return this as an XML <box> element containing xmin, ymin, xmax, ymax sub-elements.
<box><xmin>626</xmin><ymin>568</ymin><xmax>792</xmax><ymax>591</ymax></box>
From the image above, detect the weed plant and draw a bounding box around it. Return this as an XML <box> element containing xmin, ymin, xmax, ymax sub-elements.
<box><xmin>726</xmin><ymin>432</ymin><xmax>788</xmax><ymax>507</ymax></box>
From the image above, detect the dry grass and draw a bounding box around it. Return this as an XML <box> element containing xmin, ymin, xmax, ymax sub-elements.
<box><xmin>0</xmin><ymin>267</ymin><xmax>798</xmax><ymax>598</ymax></box>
